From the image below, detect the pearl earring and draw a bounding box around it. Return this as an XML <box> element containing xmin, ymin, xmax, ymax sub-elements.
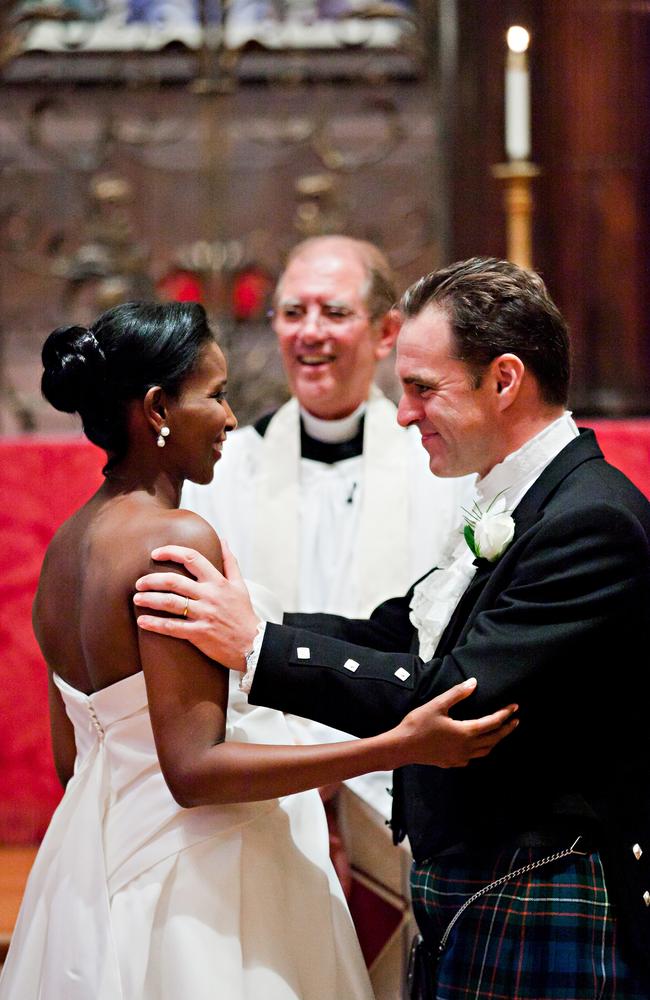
<box><xmin>157</xmin><ymin>425</ymin><xmax>170</xmax><ymax>448</ymax></box>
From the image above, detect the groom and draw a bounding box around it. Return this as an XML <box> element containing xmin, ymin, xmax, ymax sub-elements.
<box><xmin>135</xmin><ymin>257</ymin><xmax>650</xmax><ymax>995</ymax></box>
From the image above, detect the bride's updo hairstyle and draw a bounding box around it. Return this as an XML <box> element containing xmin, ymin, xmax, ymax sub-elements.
<box><xmin>42</xmin><ymin>301</ymin><xmax>214</xmax><ymax>472</ymax></box>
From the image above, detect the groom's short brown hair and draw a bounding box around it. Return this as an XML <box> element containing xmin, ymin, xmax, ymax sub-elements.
<box><xmin>400</xmin><ymin>257</ymin><xmax>570</xmax><ymax>406</ymax></box>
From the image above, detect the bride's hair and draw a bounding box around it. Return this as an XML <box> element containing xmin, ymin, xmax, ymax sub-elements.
<box><xmin>41</xmin><ymin>301</ymin><xmax>215</xmax><ymax>469</ymax></box>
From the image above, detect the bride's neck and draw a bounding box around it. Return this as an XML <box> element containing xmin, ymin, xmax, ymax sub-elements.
<box><xmin>100</xmin><ymin>457</ymin><xmax>182</xmax><ymax>510</ymax></box>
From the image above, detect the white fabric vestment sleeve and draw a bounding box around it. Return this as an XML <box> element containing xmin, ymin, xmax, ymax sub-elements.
<box><xmin>245</xmin><ymin>579</ymin><xmax>284</xmax><ymax>625</ymax></box>
<box><xmin>298</xmin><ymin>456</ymin><xmax>363</xmax><ymax>613</ymax></box>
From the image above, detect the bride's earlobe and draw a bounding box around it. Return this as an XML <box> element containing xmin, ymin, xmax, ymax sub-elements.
<box><xmin>143</xmin><ymin>386</ymin><xmax>168</xmax><ymax>444</ymax></box>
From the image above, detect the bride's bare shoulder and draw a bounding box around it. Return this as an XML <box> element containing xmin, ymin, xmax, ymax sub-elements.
<box><xmin>139</xmin><ymin>507</ymin><xmax>223</xmax><ymax>570</ymax></box>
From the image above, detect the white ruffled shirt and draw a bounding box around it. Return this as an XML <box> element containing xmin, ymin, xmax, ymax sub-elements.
<box><xmin>408</xmin><ymin>412</ymin><xmax>580</xmax><ymax>660</ymax></box>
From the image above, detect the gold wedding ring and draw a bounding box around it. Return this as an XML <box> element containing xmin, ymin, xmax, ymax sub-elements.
<box><xmin>182</xmin><ymin>596</ymin><xmax>189</xmax><ymax>618</ymax></box>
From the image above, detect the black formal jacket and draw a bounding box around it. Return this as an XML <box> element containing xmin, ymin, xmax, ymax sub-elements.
<box><xmin>249</xmin><ymin>431</ymin><xmax>650</xmax><ymax>970</ymax></box>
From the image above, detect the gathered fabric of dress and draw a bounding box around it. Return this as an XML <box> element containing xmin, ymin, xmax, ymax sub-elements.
<box><xmin>0</xmin><ymin>667</ymin><xmax>373</xmax><ymax>1000</ymax></box>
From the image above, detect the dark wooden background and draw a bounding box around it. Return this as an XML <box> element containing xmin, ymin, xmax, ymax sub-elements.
<box><xmin>447</xmin><ymin>0</ymin><xmax>650</xmax><ymax>415</ymax></box>
<box><xmin>1</xmin><ymin>0</ymin><xmax>648</xmax><ymax>430</ymax></box>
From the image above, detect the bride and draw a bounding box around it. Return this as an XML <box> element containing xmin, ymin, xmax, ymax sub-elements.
<box><xmin>0</xmin><ymin>301</ymin><xmax>517</xmax><ymax>999</ymax></box>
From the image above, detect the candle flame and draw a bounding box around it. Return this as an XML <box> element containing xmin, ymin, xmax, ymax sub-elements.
<box><xmin>507</xmin><ymin>26</ymin><xmax>530</xmax><ymax>53</ymax></box>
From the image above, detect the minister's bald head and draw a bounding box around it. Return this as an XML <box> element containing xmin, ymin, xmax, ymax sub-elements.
<box><xmin>270</xmin><ymin>236</ymin><xmax>401</xmax><ymax>420</ymax></box>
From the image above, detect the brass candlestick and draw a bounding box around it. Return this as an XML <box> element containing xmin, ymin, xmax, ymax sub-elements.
<box><xmin>491</xmin><ymin>160</ymin><xmax>541</xmax><ymax>269</ymax></box>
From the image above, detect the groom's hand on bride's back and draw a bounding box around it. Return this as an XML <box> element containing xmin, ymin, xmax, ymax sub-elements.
<box><xmin>134</xmin><ymin>541</ymin><xmax>259</xmax><ymax>669</ymax></box>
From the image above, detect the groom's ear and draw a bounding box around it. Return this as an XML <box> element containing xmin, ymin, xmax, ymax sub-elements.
<box><xmin>490</xmin><ymin>354</ymin><xmax>524</xmax><ymax>411</ymax></box>
<box><xmin>143</xmin><ymin>385</ymin><xmax>167</xmax><ymax>436</ymax></box>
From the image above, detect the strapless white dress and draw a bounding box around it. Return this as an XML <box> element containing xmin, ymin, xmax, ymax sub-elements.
<box><xmin>0</xmin><ymin>668</ymin><xmax>373</xmax><ymax>999</ymax></box>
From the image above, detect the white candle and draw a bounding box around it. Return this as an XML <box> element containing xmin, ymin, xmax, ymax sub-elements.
<box><xmin>505</xmin><ymin>26</ymin><xmax>531</xmax><ymax>161</ymax></box>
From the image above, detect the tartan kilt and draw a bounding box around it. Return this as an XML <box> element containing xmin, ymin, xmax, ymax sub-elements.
<box><xmin>410</xmin><ymin>844</ymin><xmax>649</xmax><ymax>1000</ymax></box>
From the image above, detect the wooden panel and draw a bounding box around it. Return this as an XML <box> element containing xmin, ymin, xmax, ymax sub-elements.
<box><xmin>448</xmin><ymin>0</ymin><xmax>650</xmax><ymax>415</ymax></box>
<box><xmin>448</xmin><ymin>0</ymin><xmax>538</xmax><ymax>261</ymax></box>
<box><xmin>534</xmin><ymin>0</ymin><xmax>650</xmax><ymax>413</ymax></box>
<box><xmin>0</xmin><ymin>77</ymin><xmax>443</xmax><ymax>433</ymax></box>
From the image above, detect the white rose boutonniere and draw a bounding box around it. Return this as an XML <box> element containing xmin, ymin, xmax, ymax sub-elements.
<box><xmin>463</xmin><ymin>493</ymin><xmax>515</xmax><ymax>562</ymax></box>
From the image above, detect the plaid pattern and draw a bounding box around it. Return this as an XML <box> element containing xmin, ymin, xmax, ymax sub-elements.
<box><xmin>410</xmin><ymin>845</ymin><xmax>649</xmax><ymax>999</ymax></box>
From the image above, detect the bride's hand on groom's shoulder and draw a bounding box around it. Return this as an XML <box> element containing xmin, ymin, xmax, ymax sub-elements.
<box><xmin>133</xmin><ymin>541</ymin><xmax>261</xmax><ymax>669</ymax></box>
<box><xmin>397</xmin><ymin>679</ymin><xmax>519</xmax><ymax>769</ymax></box>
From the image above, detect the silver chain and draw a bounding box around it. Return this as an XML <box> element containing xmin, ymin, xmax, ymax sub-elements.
<box><xmin>438</xmin><ymin>836</ymin><xmax>588</xmax><ymax>954</ymax></box>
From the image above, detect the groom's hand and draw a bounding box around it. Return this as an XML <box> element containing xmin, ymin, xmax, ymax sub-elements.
<box><xmin>133</xmin><ymin>541</ymin><xmax>260</xmax><ymax>669</ymax></box>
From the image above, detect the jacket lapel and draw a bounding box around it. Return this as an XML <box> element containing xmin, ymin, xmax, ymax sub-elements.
<box><xmin>434</xmin><ymin>430</ymin><xmax>604</xmax><ymax>657</ymax></box>
<box><xmin>507</xmin><ymin>428</ymin><xmax>603</xmax><ymax>537</ymax></box>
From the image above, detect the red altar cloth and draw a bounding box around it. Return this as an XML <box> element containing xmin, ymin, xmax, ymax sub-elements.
<box><xmin>1</xmin><ymin>421</ymin><xmax>649</xmax><ymax>844</ymax></box>
<box><xmin>0</xmin><ymin>438</ymin><xmax>105</xmax><ymax>842</ymax></box>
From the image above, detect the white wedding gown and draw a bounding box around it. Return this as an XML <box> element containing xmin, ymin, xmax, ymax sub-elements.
<box><xmin>0</xmin><ymin>668</ymin><xmax>373</xmax><ymax>999</ymax></box>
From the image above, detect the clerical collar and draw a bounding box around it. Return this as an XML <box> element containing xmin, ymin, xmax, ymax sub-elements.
<box><xmin>300</xmin><ymin>418</ymin><xmax>364</xmax><ymax>465</ymax></box>
<box><xmin>300</xmin><ymin>401</ymin><xmax>366</xmax><ymax>444</ymax></box>
<box><xmin>475</xmin><ymin>411</ymin><xmax>580</xmax><ymax>512</ymax></box>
